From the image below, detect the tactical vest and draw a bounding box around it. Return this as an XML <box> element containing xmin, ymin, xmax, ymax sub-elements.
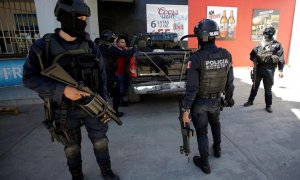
<box><xmin>98</xmin><ymin>41</ymin><xmax>115</xmax><ymax>73</ymax></box>
<box><xmin>197</xmin><ymin>48</ymin><xmax>231</xmax><ymax>97</ymax></box>
<box><xmin>256</xmin><ymin>41</ymin><xmax>279</xmax><ymax>64</ymax></box>
<box><xmin>45</xmin><ymin>34</ymin><xmax>100</xmax><ymax>92</ymax></box>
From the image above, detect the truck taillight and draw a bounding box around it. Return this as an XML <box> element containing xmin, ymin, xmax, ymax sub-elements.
<box><xmin>129</xmin><ymin>57</ymin><xmax>137</xmax><ymax>78</ymax></box>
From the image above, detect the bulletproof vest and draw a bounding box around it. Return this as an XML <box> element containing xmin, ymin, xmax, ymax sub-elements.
<box><xmin>47</xmin><ymin>34</ymin><xmax>100</xmax><ymax>91</ymax></box>
<box><xmin>256</xmin><ymin>41</ymin><xmax>279</xmax><ymax>64</ymax></box>
<box><xmin>197</xmin><ymin>48</ymin><xmax>231</xmax><ymax>97</ymax></box>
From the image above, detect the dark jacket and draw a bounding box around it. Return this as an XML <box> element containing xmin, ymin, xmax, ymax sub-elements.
<box><xmin>23</xmin><ymin>29</ymin><xmax>108</xmax><ymax>104</ymax></box>
<box><xmin>183</xmin><ymin>43</ymin><xmax>235</xmax><ymax>109</ymax></box>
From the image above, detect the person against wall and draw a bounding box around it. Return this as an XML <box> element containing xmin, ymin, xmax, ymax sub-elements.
<box><xmin>244</xmin><ymin>26</ymin><xmax>284</xmax><ymax>113</ymax></box>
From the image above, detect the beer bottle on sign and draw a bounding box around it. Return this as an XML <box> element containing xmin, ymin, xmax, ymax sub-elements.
<box><xmin>228</xmin><ymin>10</ymin><xmax>235</xmax><ymax>38</ymax></box>
<box><xmin>220</xmin><ymin>10</ymin><xmax>228</xmax><ymax>38</ymax></box>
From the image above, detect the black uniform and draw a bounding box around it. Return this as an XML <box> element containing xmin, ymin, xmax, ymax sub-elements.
<box><xmin>183</xmin><ymin>42</ymin><xmax>234</xmax><ymax>159</ymax></box>
<box><xmin>22</xmin><ymin>29</ymin><xmax>113</xmax><ymax>177</ymax></box>
<box><xmin>247</xmin><ymin>39</ymin><xmax>284</xmax><ymax>106</ymax></box>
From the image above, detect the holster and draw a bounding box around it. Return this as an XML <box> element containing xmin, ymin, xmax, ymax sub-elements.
<box><xmin>42</xmin><ymin>98</ymin><xmax>71</xmax><ymax>145</ymax></box>
<box><xmin>42</xmin><ymin>120</ymin><xmax>70</xmax><ymax>145</ymax></box>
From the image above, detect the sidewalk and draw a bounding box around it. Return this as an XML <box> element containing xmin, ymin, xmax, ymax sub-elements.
<box><xmin>0</xmin><ymin>85</ymin><xmax>42</xmax><ymax>107</ymax></box>
<box><xmin>0</xmin><ymin>67</ymin><xmax>300</xmax><ymax>180</ymax></box>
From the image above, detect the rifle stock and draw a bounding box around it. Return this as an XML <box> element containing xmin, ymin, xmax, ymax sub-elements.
<box><xmin>41</xmin><ymin>63</ymin><xmax>122</xmax><ymax>126</ymax></box>
<box><xmin>178</xmin><ymin>96</ymin><xmax>194</xmax><ymax>156</ymax></box>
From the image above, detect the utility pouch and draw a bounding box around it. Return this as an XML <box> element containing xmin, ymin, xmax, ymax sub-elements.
<box><xmin>271</xmin><ymin>55</ymin><xmax>279</xmax><ymax>64</ymax></box>
<box><xmin>42</xmin><ymin>120</ymin><xmax>70</xmax><ymax>145</ymax></box>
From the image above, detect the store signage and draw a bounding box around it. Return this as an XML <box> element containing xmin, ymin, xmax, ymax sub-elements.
<box><xmin>251</xmin><ymin>9</ymin><xmax>280</xmax><ymax>41</ymax></box>
<box><xmin>0</xmin><ymin>59</ymin><xmax>25</xmax><ymax>87</ymax></box>
<box><xmin>146</xmin><ymin>4</ymin><xmax>188</xmax><ymax>40</ymax></box>
<box><xmin>207</xmin><ymin>6</ymin><xmax>238</xmax><ymax>40</ymax></box>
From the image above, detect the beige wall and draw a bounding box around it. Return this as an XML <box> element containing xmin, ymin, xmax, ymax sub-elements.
<box><xmin>0</xmin><ymin>0</ymin><xmax>36</xmax><ymax>32</ymax></box>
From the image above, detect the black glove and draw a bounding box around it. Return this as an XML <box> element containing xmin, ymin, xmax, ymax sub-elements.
<box><xmin>226</xmin><ymin>99</ymin><xmax>235</xmax><ymax>107</ymax></box>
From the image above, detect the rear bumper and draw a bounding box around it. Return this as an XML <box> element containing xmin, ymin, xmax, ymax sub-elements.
<box><xmin>132</xmin><ymin>81</ymin><xmax>186</xmax><ymax>94</ymax></box>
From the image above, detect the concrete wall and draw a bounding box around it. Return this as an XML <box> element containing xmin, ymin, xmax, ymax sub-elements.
<box><xmin>288</xmin><ymin>0</ymin><xmax>300</xmax><ymax>68</ymax></box>
<box><xmin>34</xmin><ymin>0</ymin><xmax>58</xmax><ymax>36</ymax></box>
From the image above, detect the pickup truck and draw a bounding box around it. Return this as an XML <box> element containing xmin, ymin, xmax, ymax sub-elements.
<box><xmin>127</xmin><ymin>33</ymin><xmax>191</xmax><ymax>102</ymax></box>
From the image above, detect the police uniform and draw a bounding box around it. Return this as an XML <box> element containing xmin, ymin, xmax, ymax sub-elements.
<box><xmin>246</xmin><ymin>38</ymin><xmax>284</xmax><ymax>109</ymax></box>
<box><xmin>182</xmin><ymin>19</ymin><xmax>234</xmax><ymax>174</ymax></box>
<box><xmin>23</xmin><ymin>1</ymin><xmax>119</xmax><ymax>179</ymax></box>
<box><xmin>183</xmin><ymin>42</ymin><xmax>234</xmax><ymax>157</ymax></box>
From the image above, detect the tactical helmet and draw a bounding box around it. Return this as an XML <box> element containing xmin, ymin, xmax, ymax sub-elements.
<box><xmin>194</xmin><ymin>19</ymin><xmax>219</xmax><ymax>42</ymax></box>
<box><xmin>263</xmin><ymin>27</ymin><xmax>276</xmax><ymax>36</ymax></box>
<box><xmin>54</xmin><ymin>0</ymin><xmax>91</xmax><ymax>19</ymax></box>
<box><xmin>101</xmin><ymin>30</ymin><xmax>117</xmax><ymax>43</ymax></box>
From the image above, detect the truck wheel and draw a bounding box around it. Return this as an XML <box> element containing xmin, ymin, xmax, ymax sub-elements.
<box><xmin>128</xmin><ymin>86</ymin><xmax>140</xmax><ymax>103</ymax></box>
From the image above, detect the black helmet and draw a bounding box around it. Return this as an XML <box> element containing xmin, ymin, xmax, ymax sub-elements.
<box><xmin>54</xmin><ymin>0</ymin><xmax>91</xmax><ymax>19</ymax></box>
<box><xmin>194</xmin><ymin>19</ymin><xmax>219</xmax><ymax>42</ymax></box>
<box><xmin>263</xmin><ymin>27</ymin><xmax>276</xmax><ymax>36</ymax></box>
<box><xmin>101</xmin><ymin>30</ymin><xmax>117</xmax><ymax>43</ymax></box>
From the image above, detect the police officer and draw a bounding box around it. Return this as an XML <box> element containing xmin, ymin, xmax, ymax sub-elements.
<box><xmin>182</xmin><ymin>19</ymin><xmax>235</xmax><ymax>174</ymax></box>
<box><xmin>22</xmin><ymin>0</ymin><xmax>119</xmax><ymax>179</ymax></box>
<box><xmin>244</xmin><ymin>27</ymin><xmax>284</xmax><ymax>113</ymax></box>
<box><xmin>96</xmin><ymin>30</ymin><xmax>134</xmax><ymax>117</ymax></box>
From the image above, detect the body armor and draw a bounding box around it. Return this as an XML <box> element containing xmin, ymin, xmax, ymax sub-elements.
<box><xmin>48</xmin><ymin>35</ymin><xmax>100</xmax><ymax>92</ymax></box>
<box><xmin>98</xmin><ymin>41</ymin><xmax>115</xmax><ymax>73</ymax></box>
<box><xmin>198</xmin><ymin>49</ymin><xmax>231</xmax><ymax>97</ymax></box>
<box><xmin>256</xmin><ymin>41</ymin><xmax>280</xmax><ymax>64</ymax></box>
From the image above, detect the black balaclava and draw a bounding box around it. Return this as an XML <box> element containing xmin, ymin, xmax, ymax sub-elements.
<box><xmin>60</xmin><ymin>11</ymin><xmax>87</xmax><ymax>38</ymax></box>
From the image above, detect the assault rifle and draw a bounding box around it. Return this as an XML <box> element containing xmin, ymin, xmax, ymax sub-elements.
<box><xmin>178</xmin><ymin>96</ymin><xmax>194</xmax><ymax>158</ymax></box>
<box><xmin>41</xmin><ymin>63</ymin><xmax>122</xmax><ymax>126</ymax></box>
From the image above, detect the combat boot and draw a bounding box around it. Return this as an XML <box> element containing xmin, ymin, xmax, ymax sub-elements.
<box><xmin>244</xmin><ymin>101</ymin><xmax>253</xmax><ymax>107</ymax></box>
<box><xmin>100</xmin><ymin>163</ymin><xmax>120</xmax><ymax>180</ymax></box>
<box><xmin>70</xmin><ymin>166</ymin><xmax>84</xmax><ymax>180</ymax></box>
<box><xmin>213</xmin><ymin>144</ymin><xmax>221</xmax><ymax>158</ymax></box>
<box><xmin>193</xmin><ymin>156</ymin><xmax>211</xmax><ymax>174</ymax></box>
<box><xmin>266</xmin><ymin>105</ymin><xmax>273</xmax><ymax>113</ymax></box>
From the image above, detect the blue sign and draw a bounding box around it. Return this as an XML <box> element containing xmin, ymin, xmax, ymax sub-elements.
<box><xmin>0</xmin><ymin>59</ymin><xmax>25</xmax><ymax>87</ymax></box>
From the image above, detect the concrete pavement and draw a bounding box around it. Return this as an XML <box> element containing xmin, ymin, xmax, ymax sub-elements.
<box><xmin>0</xmin><ymin>67</ymin><xmax>300</xmax><ymax>180</ymax></box>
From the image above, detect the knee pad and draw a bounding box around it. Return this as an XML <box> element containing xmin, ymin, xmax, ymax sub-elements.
<box><xmin>93</xmin><ymin>138</ymin><xmax>109</xmax><ymax>153</ymax></box>
<box><xmin>64</xmin><ymin>144</ymin><xmax>80</xmax><ymax>159</ymax></box>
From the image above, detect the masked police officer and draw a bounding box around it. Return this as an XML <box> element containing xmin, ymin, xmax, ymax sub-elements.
<box><xmin>182</xmin><ymin>19</ymin><xmax>235</xmax><ymax>174</ymax></box>
<box><xmin>23</xmin><ymin>0</ymin><xmax>119</xmax><ymax>179</ymax></box>
<box><xmin>96</xmin><ymin>30</ymin><xmax>134</xmax><ymax>117</ymax></box>
<box><xmin>244</xmin><ymin>27</ymin><xmax>284</xmax><ymax>113</ymax></box>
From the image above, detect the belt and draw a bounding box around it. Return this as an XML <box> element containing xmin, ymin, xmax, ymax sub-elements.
<box><xmin>198</xmin><ymin>93</ymin><xmax>220</xmax><ymax>99</ymax></box>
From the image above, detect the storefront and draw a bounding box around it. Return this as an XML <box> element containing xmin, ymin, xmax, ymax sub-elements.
<box><xmin>0</xmin><ymin>0</ymin><xmax>299</xmax><ymax>87</ymax></box>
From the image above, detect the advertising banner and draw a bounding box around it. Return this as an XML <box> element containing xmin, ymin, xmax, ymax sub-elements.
<box><xmin>146</xmin><ymin>4</ymin><xmax>188</xmax><ymax>40</ymax></box>
<box><xmin>0</xmin><ymin>59</ymin><xmax>25</xmax><ymax>87</ymax></box>
<box><xmin>207</xmin><ymin>6</ymin><xmax>238</xmax><ymax>40</ymax></box>
<box><xmin>251</xmin><ymin>9</ymin><xmax>280</xmax><ymax>41</ymax></box>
